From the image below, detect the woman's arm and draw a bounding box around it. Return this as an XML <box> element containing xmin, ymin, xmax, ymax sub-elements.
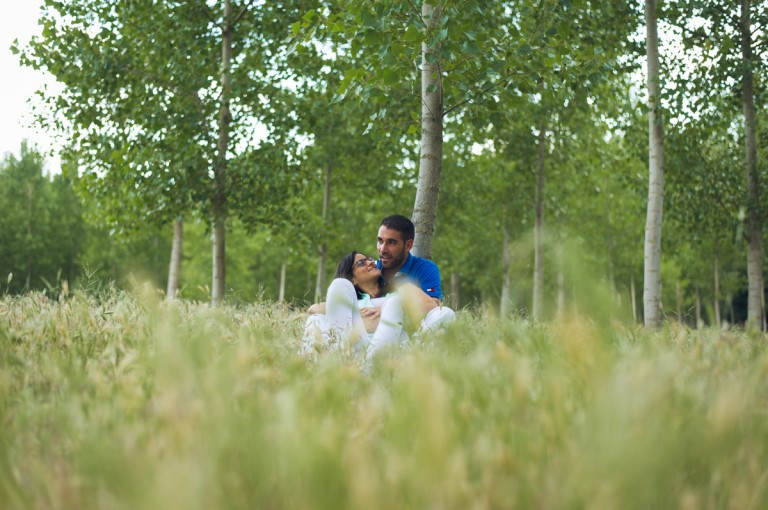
<box><xmin>360</xmin><ymin>307</ymin><xmax>381</xmax><ymax>333</ymax></box>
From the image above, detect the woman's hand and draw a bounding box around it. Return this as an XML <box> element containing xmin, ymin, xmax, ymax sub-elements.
<box><xmin>360</xmin><ymin>306</ymin><xmax>381</xmax><ymax>333</ymax></box>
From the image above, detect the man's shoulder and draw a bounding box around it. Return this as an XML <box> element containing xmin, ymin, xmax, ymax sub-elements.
<box><xmin>407</xmin><ymin>254</ymin><xmax>441</xmax><ymax>274</ymax></box>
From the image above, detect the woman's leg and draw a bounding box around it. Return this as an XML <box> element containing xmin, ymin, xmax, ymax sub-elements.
<box><xmin>301</xmin><ymin>313</ymin><xmax>330</xmax><ymax>359</ymax></box>
<box><xmin>366</xmin><ymin>294</ymin><xmax>408</xmax><ymax>363</ymax></box>
<box><xmin>325</xmin><ymin>278</ymin><xmax>369</xmax><ymax>355</ymax></box>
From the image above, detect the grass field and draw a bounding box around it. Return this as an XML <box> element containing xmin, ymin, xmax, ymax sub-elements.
<box><xmin>1</xmin><ymin>287</ymin><xmax>767</xmax><ymax>509</ymax></box>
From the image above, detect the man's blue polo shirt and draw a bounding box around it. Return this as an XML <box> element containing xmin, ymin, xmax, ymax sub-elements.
<box><xmin>377</xmin><ymin>254</ymin><xmax>443</xmax><ymax>299</ymax></box>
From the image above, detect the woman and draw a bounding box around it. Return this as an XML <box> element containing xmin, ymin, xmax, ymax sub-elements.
<box><xmin>302</xmin><ymin>251</ymin><xmax>454</xmax><ymax>364</ymax></box>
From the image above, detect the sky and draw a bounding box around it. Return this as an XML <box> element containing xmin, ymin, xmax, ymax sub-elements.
<box><xmin>0</xmin><ymin>0</ymin><xmax>61</xmax><ymax>174</ymax></box>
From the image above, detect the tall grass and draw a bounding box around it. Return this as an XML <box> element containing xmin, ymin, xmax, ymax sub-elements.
<box><xmin>1</xmin><ymin>288</ymin><xmax>767</xmax><ymax>509</ymax></box>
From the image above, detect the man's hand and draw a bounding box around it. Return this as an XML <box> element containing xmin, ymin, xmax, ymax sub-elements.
<box><xmin>307</xmin><ymin>302</ymin><xmax>326</xmax><ymax>314</ymax></box>
<box><xmin>360</xmin><ymin>306</ymin><xmax>382</xmax><ymax>333</ymax></box>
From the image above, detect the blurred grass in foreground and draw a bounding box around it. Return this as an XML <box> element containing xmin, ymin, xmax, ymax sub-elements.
<box><xmin>1</xmin><ymin>288</ymin><xmax>767</xmax><ymax>509</ymax></box>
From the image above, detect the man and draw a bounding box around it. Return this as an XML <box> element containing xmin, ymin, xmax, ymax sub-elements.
<box><xmin>356</xmin><ymin>214</ymin><xmax>453</xmax><ymax>342</ymax></box>
<box><xmin>307</xmin><ymin>214</ymin><xmax>444</xmax><ymax>314</ymax></box>
<box><xmin>376</xmin><ymin>214</ymin><xmax>443</xmax><ymax>305</ymax></box>
<box><xmin>303</xmin><ymin>214</ymin><xmax>454</xmax><ymax>362</ymax></box>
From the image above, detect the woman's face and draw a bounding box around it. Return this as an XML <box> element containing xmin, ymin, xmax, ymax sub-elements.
<box><xmin>351</xmin><ymin>253</ymin><xmax>380</xmax><ymax>284</ymax></box>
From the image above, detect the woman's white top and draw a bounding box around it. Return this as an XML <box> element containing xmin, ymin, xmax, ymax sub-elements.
<box><xmin>358</xmin><ymin>293</ymin><xmax>389</xmax><ymax>309</ymax></box>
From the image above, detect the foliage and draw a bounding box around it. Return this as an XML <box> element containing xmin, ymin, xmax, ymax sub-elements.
<box><xmin>0</xmin><ymin>143</ymin><xmax>84</xmax><ymax>293</ymax></box>
<box><xmin>2</xmin><ymin>291</ymin><xmax>768</xmax><ymax>508</ymax></box>
<box><xmin>6</xmin><ymin>0</ymin><xmax>768</xmax><ymax>324</ymax></box>
<box><xmin>20</xmin><ymin>0</ymin><xmax>309</xmax><ymax>231</ymax></box>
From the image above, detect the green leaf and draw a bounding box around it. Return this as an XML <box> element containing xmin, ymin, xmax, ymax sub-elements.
<box><xmin>301</xmin><ymin>9</ymin><xmax>315</xmax><ymax>23</ymax></box>
<box><xmin>516</xmin><ymin>44</ymin><xmax>532</xmax><ymax>56</ymax></box>
<box><xmin>361</xmin><ymin>10</ymin><xmax>377</xmax><ymax>28</ymax></box>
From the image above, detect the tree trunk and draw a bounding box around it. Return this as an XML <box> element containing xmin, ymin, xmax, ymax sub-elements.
<box><xmin>675</xmin><ymin>281</ymin><xmax>682</xmax><ymax>323</ymax></box>
<box><xmin>314</xmin><ymin>244</ymin><xmax>327</xmax><ymax>303</ymax></box>
<box><xmin>211</xmin><ymin>0</ymin><xmax>234</xmax><ymax>306</ymax></box>
<box><xmin>630</xmin><ymin>274</ymin><xmax>637</xmax><ymax>323</ymax></box>
<box><xmin>212</xmin><ymin>222</ymin><xmax>226</xmax><ymax>305</ymax></box>
<box><xmin>533</xmin><ymin>116</ymin><xmax>546</xmax><ymax>321</ymax></box>
<box><xmin>279</xmin><ymin>262</ymin><xmax>286</xmax><ymax>302</ymax></box>
<box><xmin>166</xmin><ymin>218</ymin><xmax>183</xmax><ymax>300</ymax></box>
<box><xmin>26</xmin><ymin>183</ymin><xmax>33</xmax><ymax>291</ymax></box>
<box><xmin>557</xmin><ymin>271</ymin><xmax>565</xmax><ymax>320</ymax></box>
<box><xmin>411</xmin><ymin>1</ymin><xmax>443</xmax><ymax>259</ymax></box>
<box><xmin>314</xmin><ymin>165</ymin><xmax>331</xmax><ymax>302</ymax></box>
<box><xmin>727</xmin><ymin>293</ymin><xmax>734</xmax><ymax>325</ymax></box>
<box><xmin>643</xmin><ymin>0</ymin><xmax>665</xmax><ymax>327</ymax></box>
<box><xmin>451</xmin><ymin>272</ymin><xmax>460</xmax><ymax>309</ymax></box>
<box><xmin>713</xmin><ymin>245</ymin><xmax>721</xmax><ymax>328</ymax></box>
<box><xmin>741</xmin><ymin>0</ymin><xmax>764</xmax><ymax>329</ymax></box>
<box><xmin>500</xmin><ymin>225</ymin><xmax>511</xmax><ymax>316</ymax></box>
<box><xmin>695</xmin><ymin>287</ymin><xmax>702</xmax><ymax>329</ymax></box>
<box><xmin>607</xmin><ymin>236</ymin><xmax>616</xmax><ymax>296</ymax></box>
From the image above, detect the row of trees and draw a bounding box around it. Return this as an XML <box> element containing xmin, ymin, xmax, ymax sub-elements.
<box><xmin>7</xmin><ymin>1</ymin><xmax>768</xmax><ymax>326</ymax></box>
<box><xmin>643</xmin><ymin>0</ymin><xmax>768</xmax><ymax>328</ymax></box>
<box><xmin>0</xmin><ymin>142</ymin><xmax>317</xmax><ymax>301</ymax></box>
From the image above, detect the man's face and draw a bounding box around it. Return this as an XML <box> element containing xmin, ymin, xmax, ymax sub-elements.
<box><xmin>377</xmin><ymin>226</ymin><xmax>412</xmax><ymax>270</ymax></box>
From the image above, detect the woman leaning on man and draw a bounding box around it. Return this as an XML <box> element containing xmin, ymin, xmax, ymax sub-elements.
<box><xmin>301</xmin><ymin>251</ymin><xmax>455</xmax><ymax>366</ymax></box>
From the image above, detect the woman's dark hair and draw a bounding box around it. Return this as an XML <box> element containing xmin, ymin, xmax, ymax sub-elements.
<box><xmin>334</xmin><ymin>251</ymin><xmax>388</xmax><ymax>299</ymax></box>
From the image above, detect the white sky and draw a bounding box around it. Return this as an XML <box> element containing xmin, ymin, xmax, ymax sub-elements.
<box><xmin>0</xmin><ymin>0</ymin><xmax>61</xmax><ymax>174</ymax></box>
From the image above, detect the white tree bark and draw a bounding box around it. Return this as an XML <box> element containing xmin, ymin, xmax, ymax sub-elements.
<box><xmin>741</xmin><ymin>0</ymin><xmax>764</xmax><ymax>329</ymax></box>
<box><xmin>500</xmin><ymin>225</ymin><xmax>511</xmax><ymax>317</ymax></box>
<box><xmin>451</xmin><ymin>272</ymin><xmax>460</xmax><ymax>309</ymax></box>
<box><xmin>212</xmin><ymin>224</ymin><xmax>226</xmax><ymax>305</ymax></box>
<box><xmin>25</xmin><ymin>183</ymin><xmax>33</xmax><ymax>290</ymax></box>
<box><xmin>727</xmin><ymin>293</ymin><xmax>734</xmax><ymax>325</ymax></box>
<box><xmin>166</xmin><ymin>218</ymin><xmax>183</xmax><ymax>300</ymax></box>
<box><xmin>713</xmin><ymin>245</ymin><xmax>721</xmax><ymax>329</ymax></box>
<box><xmin>212</xmin><ymin>0</ymin><xmax>233</xmax><ymax>306</ymax></box>
<box><xmin>643</xmin><ymin>0</ymin><xmax>665</xmax><ymax>327</ymax></box>
<box><xmin>556</xmin><ymin>271</ymin><xmax>565</xmax><ymax>320</ymax></box>
<box><xmin>695</xmin><ymin>287</ymin><xmax>702</xmax><ymax>329</ymax></box>
<box><xmin>411</xmin><ymin>1</ymin><xmax>443</xmax><ymax>259</ymax></box>
<box><xmin>279</xmin><ymin>263</ymin><xmax>286</xmax><ymax>302</ymax></box>
<box><xmin>533</xmin><ymin>117</ymin><xmax>546</xmax><ymax>322</ymax></box>
<box><xmin>314</xmin><ymin>165</ymin><xmax>331</xmax><ymax>302</ymax></box>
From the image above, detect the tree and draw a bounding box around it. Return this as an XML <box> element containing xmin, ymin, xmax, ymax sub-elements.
<box><xmin>411</xmin><ymin>0</ymin><xmax>444</xmax><ymax>258</ymax></box>
<box><xmin>0</xmin><ymin>143</ymin><xmax>84</xmax><ymax>294</ymax></box>
<box><xmin>21</xmin><ymin>0</ymin><xmax>308</xmax><ymax>305</ymax></box>
<box><xmin>296</xmin><ymin>0</ymin><xmax>637</xmax><ymax>261</ymax></box>
<box><xmin>643</xmin><ymin>0</ymin><xmax>665</xmax><ymax>327</ymax></box>
<box><xmin>665</xmin><ymin>0</ymin><xmax>768</xmax><ymax>328</ymax></box>
<box><xmin>664</xmin><ymin>116</ymin><xmax>747</xmax><ymax>327</ymax></box>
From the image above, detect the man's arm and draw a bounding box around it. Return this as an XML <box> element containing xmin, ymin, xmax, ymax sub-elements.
<box><xmin>416</xmin><ymin>259</ymin><xmax>443</xmax><ymax>305</ymax></box>
<box><xmin>307</xmin><ymin>302</ymin><xmax>326</xmax><ymax>314</ymax></box>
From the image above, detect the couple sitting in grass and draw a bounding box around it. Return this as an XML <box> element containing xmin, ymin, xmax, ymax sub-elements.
<box><xmin>302</xmin><ymin>214</ymin><xmax>456</xmax><ymax>365</ymax></box>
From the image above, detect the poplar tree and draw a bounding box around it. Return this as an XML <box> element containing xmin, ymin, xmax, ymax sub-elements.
<box><xmin>21</xmin><ymin>0</ymin><xmax>308</xmax><ymax>304</ymax></box>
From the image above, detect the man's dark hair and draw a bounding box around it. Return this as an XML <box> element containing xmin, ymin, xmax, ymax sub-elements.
<box><xmin>380</xmin><ymin>214</ymin><xmax>415</xmax><ymax>241</ymax></box>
